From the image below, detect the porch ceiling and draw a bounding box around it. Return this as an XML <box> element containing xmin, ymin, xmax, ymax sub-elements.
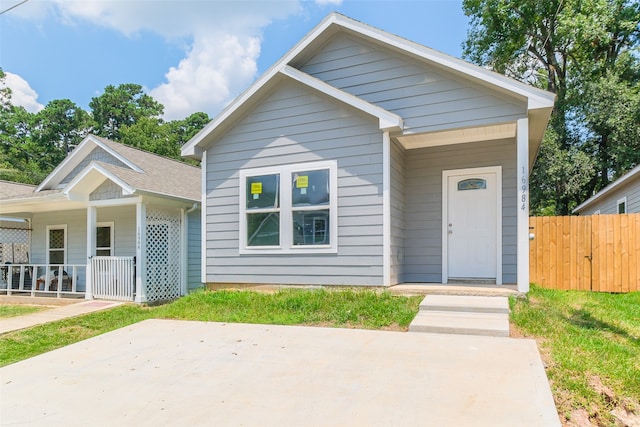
<box><xmin>395</xmin><ymin>123</ymin><xmax>517</xmax><ymax>150</ymax></box>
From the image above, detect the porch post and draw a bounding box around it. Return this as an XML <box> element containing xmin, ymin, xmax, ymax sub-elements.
<box><xmin>382</xmin><ymin>131</ymin><xmax>391</xmax><ymax>287</ymax></box>
<box><xmin>180</xmin><ymin>207</ymin><xmax>187</xmax><ymax>296</ymax></box>
<box><xmin>85</xmin><ymin>206</ymin><xmax>97</xmax><ymax>300</ymax></box>
<box><xmin>516</xmin><ymin>118</ymin><xmax>530</xmax><ymax>293</ymax></box>
<box><xmin>135</xmin><ymin>201</ymin><xmax>147</xmax><ymax>303</ymax></box>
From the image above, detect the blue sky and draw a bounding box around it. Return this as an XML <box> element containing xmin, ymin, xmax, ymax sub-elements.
<box><xmin>1</xmin><ymin>0</ymin><xmax>469</xmax><ymax>120</ymax></box>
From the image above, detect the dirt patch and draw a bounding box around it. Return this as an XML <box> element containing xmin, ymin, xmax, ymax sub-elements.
<box><xmin>611</xmin><ymin>407</ymin><xmax>640</xmax><ymax>427</ymax></box>
<box><xmin>564</xmin><ymin>408</ymin><xmax>597</xmax><ymax>427</ymax></box>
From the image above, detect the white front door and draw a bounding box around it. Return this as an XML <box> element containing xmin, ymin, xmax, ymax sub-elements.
<box><xmin>443</xmin><ymin>167</ymin><xmax>501</xmax><ymax>282</ymax></box>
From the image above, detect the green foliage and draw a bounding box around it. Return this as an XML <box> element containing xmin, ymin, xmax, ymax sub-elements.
<box><xmin>463</xmin><ymin>0</ymin><xmax>640</xmax><ymax>215</ymax></box>
<box><xmin>89</xmin><ymin>83</ymin><xmax>164</xmax><ymax>141</ymax></box>
<box><xmin>0</xmin><ymin>74</ymin><xmax>208</xmax><ymax>184</ymax></box>
<box><xmin>511</xmin><ymin>286</ymin><xmax>640</xmax><ymax>425</ymax></box>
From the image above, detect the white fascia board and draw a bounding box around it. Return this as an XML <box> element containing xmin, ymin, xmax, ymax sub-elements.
<box><xmin>573</xmin><ymin>164</ymin><xmax>640</xmax><ymax>213</ymax></box>
<box><xmin>182</xmin><ymin>12</ymin><xmax>554</xmax><ymax>159</ymax></box>
<box><xmin>62</xmin><ymin>162</ymin><xmax>136</xmax><ymax>197</ymax></box>
<box><xmin>280</xmin><ymin>66</ymin><xmax>403</xmax><ymax>132</ymax></box>
<box><xmin>332</xmin><ymin>14</ymin><xmax>556</xmax><ymax>110</ymax></box>
<box><xmin>35</xmin><ymin>135</ymin><xmax>97</xmax><ymax>192</ymax></box>
<box><xmin>181</xmin><ymin>14</ymin><xmax>342</xmax><ymax>160</ymax></box>
<box><xmin>36</xmin><ymin>135</ymin><xmax>142</xmax><ymax>192</ymax></box>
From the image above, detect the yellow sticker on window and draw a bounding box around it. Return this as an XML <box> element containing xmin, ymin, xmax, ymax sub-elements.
<box><xmin>251</xmin><ymin>182</ymin><xmax>262</xmax><ymax>195</ymax></box>
<box><xmin>297</xmin><ymin>176</ymin><xmax>308</xmax><ymax>188</ymax></box>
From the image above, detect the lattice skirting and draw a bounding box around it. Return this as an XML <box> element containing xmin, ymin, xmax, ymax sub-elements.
<box><xmin>145</xmin><ymin>207</ymin><xmax>181</xmax><ymax>302</ymax></box>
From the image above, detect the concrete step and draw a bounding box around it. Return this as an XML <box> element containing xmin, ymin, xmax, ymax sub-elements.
<box><xmin>409</xmin><ymin>310</ymin><xmax>510</xmax><ymax>337</ymax></box>
<box><xmin>418</xmin><ymin>295</ymin><xmax>509</xmax><ymax>314</ymax></box>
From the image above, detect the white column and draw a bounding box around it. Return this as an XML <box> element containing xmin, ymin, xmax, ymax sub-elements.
<box><xmin>517</xmin><ymin>118</ymin><xmax>530</xmax><ymax>293</ymax></box>
<box><xmin>135</xmin><ymin>201</ymin><xmax>147</xmax><ymax>303</ymax></box>
<box><xmin>180</xmin><ymin>207</ymin><xmax>187</xmax><ymax>296</ymax></box>
<box><xmin>382</xmin><ymin>131</ymin><xmax>391</xmax><ymax>287</ymax></box>
<box><xmin>85</xmin><ymin>206</ymin><xmax>96</xmax><ymax>300</ymax></box>
<box><xmin>200</xmin><ymin>150</ymin><xmax>207</xmax><ymax>285</ymax></box>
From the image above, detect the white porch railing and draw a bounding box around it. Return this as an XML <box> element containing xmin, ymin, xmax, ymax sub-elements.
<box><xmin>1</xmin><ymin>264</ymin><xmax>86</xmax><ymax>298</ymax></box>
<box><xmin>90</xmin><ymin>256</ymin><xmax>135</xmax><ymax>302</ymax></box>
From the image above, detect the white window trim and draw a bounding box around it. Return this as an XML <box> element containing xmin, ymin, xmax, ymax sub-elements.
<box><xmin>617</xmin><ymin>197</ymin><xmax>627</xmax><ymax>214</ymax></box>
<box><xmin>46</xmin><ymin>224</ymin><xmax>67</xmax><ymax>265</ymax></box>
<box><xmin>96</xmin><ymin>221</ymin><xmax>115</xmax><ymax>256</ymax></box>
<box><xmin>239</xmin><ymin>160</ymin><xmax>338</xmax><ymax>254</ymax></box>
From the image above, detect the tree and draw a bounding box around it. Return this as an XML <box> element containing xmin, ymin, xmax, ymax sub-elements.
<box><xmin>120</xmin><ymin>112</ymin><xmax>210</xmax><ymax>162</ymax></box>
<box><xmin>463</xmin><ymin>0</ymin><xmax>640</xmax><ymax>214</ymax></box>
<box><xmin>31</xmin><ymin>99</ymin><xmax>93</xmax><ymax>164</ymax></box>
<box><xmin>89</xmin><ymin>83</ymin><xmax>164</xmax><ymax>141</ymax></box>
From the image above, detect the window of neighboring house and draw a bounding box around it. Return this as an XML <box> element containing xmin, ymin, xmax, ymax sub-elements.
<box><xmin>617</xmin><ymin>197</ymin><xmax>627</xmax><ymax>214</ymax></box>
<box><xmin>46</xmin><ymin>225</ymin><xmax>66</xmax><ymax>265</ymax></box>
<box><xmin>96</xmin><ymin>222</ymin><xmax>114</xmax><ymax>256</ymax></box>
<box><xmin>239</xmin><ymin>160</ymin><xmax>338</xmax><ymax>254</ymax></box>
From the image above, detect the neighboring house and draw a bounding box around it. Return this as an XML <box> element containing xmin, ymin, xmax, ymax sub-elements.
<box><xmin>182</xmin><ymin>13</ymin><xmax>555</xmax><ymax>293</ymax></box>
<box><xmin>573</xmin><ymin>164</ymin><xmax>640</xmax><ymax>215</ymax></box>
<box><xmin>0</xmin><ymin>135</ymin><xmax>201</xmax><ymax>303</ymax></box>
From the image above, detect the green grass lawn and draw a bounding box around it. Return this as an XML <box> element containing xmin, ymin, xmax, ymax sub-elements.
<box><xmin>0</xmin><ymin>289</ymin><xmax>421</xmax><ymax>367</ymax></box>
<box><xmin>510</xmin><ymin>286</ymin><xmax>640</xmax><ymax>427</ymax></box>
<box><xmin>0</xmin><ymin>304</ymin><xmax>47</xmax><ymax>318</ymax></box>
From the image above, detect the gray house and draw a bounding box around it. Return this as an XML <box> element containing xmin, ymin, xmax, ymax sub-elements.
<box><xmin>573</xmin><ymin>164</ymin><xmax>640</xmax><ymax>215</ymax></box>
<box><xmin>182</xmin><ymin>13</ymin><xmax>555</xmax><ymax>293</ymax></box>
<box><xmin>1</xmin><ymin>135</ymin><xmax>201</xmax><ymax>302</ymax></box>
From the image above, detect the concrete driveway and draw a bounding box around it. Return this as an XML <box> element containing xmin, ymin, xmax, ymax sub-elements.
<box><xmin>1</xmin><ymin>319</ymin><xmax>559</xmax><ymax>426</ymax></box>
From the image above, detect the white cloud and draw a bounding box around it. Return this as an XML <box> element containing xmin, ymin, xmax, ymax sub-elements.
<box><xmin>315</xmin><ymin>0</ymin><xmax>343</xmax><ymax>5</ymax></box>
<box><xmin>2</xmin><ymin>72</ymin><xmax>44</xmax><ymax>113</ymax></box>
<box><xmin>150</xmin><ymin>34</ymin><xmax>261</xmax><ymax>120</ymax></box>
<box><xmin>45</xmin><ymin>0</ymin><xmax>301</xmax><ymax>119</ymax></box>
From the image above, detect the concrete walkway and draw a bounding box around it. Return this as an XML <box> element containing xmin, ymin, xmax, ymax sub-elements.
<box><xmin>0</xmin><ymin>319</ymin><xmax>560</xmax><ymax>426</ymax></box>
<box><xmin>0</xmin><ymin>300</ymin><xmax>122</xmax><ymax>334</ymax></box>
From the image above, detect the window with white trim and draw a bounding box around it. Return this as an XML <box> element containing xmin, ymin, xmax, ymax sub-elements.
<box><xmin>239</xmin><ymin>161</ymin><xmax>338</xmax><ymax>253</ymax></box>
<box><xmin>96</xmin><ymin>222</ymin><xmax>114</xmax><ymax>256</ymax></box>
<box><xmin>617</xmin><ymin>197</ymin><xmax>627</xmax><ymax>214</ymax></box>
<box><xmin>46</xmin><ymin>225</ymin><xmax>67</xmax><ymax>265</ymax></box>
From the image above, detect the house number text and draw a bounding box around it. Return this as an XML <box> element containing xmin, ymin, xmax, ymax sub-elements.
<box><xmin>520</xmin><ymin>166</ymin><xmax>527</xmax><ymax>211</ymax></box>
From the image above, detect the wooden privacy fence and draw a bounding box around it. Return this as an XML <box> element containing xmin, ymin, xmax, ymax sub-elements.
<box><xmin>529</xmin><ymin>214</ymin><xmax>640</xmax><ymax>292</ymax></box>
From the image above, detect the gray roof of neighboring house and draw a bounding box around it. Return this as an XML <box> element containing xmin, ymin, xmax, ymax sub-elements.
<box><xmin>1</xmin><ymin>135</ymin><xmax>201</xmax><ymax>204</ymax></box>
<box><xmin>573</xmin><ymin>164</ymin><xmax>640</xmax><ymax>213</ymax></box>
<box><xmin>92</xmin><ymin>136</ymin><xmax>201</xmax><ymax>202</ymax></box>
<box><xmin>0</xmin><ymin>181</ymin><xmax>37</xmax><ymax>199</ymax></box>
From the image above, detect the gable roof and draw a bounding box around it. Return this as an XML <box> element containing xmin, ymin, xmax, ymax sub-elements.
<box><xmin>182</xmin><ymin>12</ymin><xmax>555</xmax><ymax>160</ymax></box>
<box><xmin>573</xmin><ymin>164</ymin><xmax>640</xmax><ymax>213</ymax></box>
<box><xmin>1</xmin><ymin>135</ymin><xmax>200</xmax><ymax>211</ymax></box>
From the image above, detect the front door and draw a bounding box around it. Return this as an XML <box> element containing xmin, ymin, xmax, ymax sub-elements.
<box><xmin>443</xmin><ymin>167</ymin><xmax>501</xmax><ymax>282</ymax></box>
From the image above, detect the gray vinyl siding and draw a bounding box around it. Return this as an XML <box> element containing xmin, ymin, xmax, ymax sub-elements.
<box><xmin>90</xmin><ymin>179</ymin><xmax>133</xmax><ymax>201</ymax></box>
<box><xmin>187</xmin><ymin>208</ymin><xmax>202</xmax><ymax>290</ymax></box>
<box><xmin>403</xmin><ymin>138</ymin><xmax>517</xmax><ymax>284</ymax></box>
<box><xmin>96</xmin><ymin>205</ymin><xmax>136</xmax><ymax>256</ymax></box>
<box><xmin>30</xmin><ymin>209</ymin><xmax>88</xmax><ymax>265</ymax></box>
<box><xmin>60</xmin><ymin>147</ymin><xmax>129</xmax><ymax>185</ymax></box>
<box><xmin>579</xmin><ymin>178</ymin><xmax>640</xmax><ymax>215</ymax></box>
<box><xmin>30</xmin><ymin>206</ymin><xmax>137</xmax><ymax>264</ymax></box>
<box><xmin>205</xmin><ymin>81</ymin><xmax>384</xmax><ymax>286</ymax></box>
<box><xmin>390</xmin><ymin>139</ymin><xmax>405</xmax><ymax>285</ymax></box>
<box><xmin>298</xmin><ymin>35</ymin><xmax>527</xmax><ymax>135</ymax></box>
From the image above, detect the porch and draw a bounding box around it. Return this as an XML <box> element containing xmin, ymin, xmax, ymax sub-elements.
<box><xmin>0</xmin><ymin>257</ymin><xmax>136</xmax><ymax>302</ymax></box>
